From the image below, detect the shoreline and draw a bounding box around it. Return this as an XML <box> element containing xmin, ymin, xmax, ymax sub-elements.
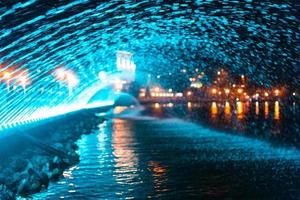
<box><xmin>0</xmin><ymin>106</ymin><xmax>111</xmax><ymax>199</ymax></box>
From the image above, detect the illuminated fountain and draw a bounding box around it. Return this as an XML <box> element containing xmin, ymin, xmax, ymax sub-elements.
<box><xmin>0</xmin><ymin>1</ymin><xmax>298</xmax><ymax>131</ymax></box>
<box><xmin>0</xmin><ymin>1</ymin><xmax>299</xmax><ymax>199</ymax></box>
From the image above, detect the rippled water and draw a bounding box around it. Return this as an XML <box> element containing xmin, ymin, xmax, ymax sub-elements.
<box><xmin>149</xmin><ymin>101</ymin><xmax>300</xmax><ymax>148</ymax></box>
<box><xmin>32</xmin><ymin>110</ymin><xmax>300</xmax><ymax>199</ymax></box>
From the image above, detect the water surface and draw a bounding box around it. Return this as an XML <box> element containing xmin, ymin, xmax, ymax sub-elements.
<box><xmin>32</xmin><ymin>107</ymin><xmax>300</xmax><ymax>199</ymax></box>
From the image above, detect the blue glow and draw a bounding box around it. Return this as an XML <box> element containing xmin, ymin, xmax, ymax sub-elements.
<box><xmin>0</xmin><ymin>1</ymin><xmax>299</xmax><ymax>130</ymax></box>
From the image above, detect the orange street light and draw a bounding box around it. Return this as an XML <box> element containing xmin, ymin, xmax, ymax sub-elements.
<box><xmin>264</xmin><ymin>92</ymin><xmax>269</xmax><ymax>97</ymax></box>
<box><xmin>3</xmin><ymin>71</ymin><xmax>11</xmax><ymax>79</ymax></box>
<box><xmin>2</xmin><ymin>71</ymin><xmax>11</xmax><ymax>92</ymax></box>
<box><xmin>211</xmin><ymin>88</ymin><xmax>217</xmax><ymax>94</ymax></box>
<box><xmin>225</xmin><ymin>89</ymin><xmax>230</xmax><ymax>94</ymax></box>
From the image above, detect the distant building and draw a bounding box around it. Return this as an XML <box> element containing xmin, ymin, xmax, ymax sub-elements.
<box><xmin>116</xmin><ymin>51</ymin><xmax>136</xmax><ymax>83</ymax></box>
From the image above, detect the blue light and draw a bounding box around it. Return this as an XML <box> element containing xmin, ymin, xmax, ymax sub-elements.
<box><xmin>0</xmin><ymin>1</ymin><xmax>299</xmax><ymax>130</ymax></box>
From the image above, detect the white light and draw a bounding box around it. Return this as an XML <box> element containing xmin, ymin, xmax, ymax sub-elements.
<box><xmin>175</xmin><ymin>93</ymin><xmax>183</xmax><ymax>97</ymax></box>
<box><xmin>56</xmin><ymin>68</ymin><xmax>66</xmax><ymax>79</ymax></box>
<box><xmin>19</xmin><ymin>76</ymin><xmax>27</xmax><ymax>84</ymax></box>
<box><xmin>3</xmin><ymin>72</ymin><xmax>11</xmax><ymax>79</ymax></box>
<box><xmin>114</xmin><ymin>78</ymin><xmax>123</xmax><ymax>91</ymax></box>
<box><xmin>98</xmin><ymin>71</ymin><xmax>107</xmax><ymax>81</ymax></box>
<box><xmin>67</xmin><ymin>72</ymin><xmax>79</xmax><ymax>87</ymax></box>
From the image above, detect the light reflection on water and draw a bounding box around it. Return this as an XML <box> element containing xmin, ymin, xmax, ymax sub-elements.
<box><xmin>274</xmin><ymin>101</ymin><xmax>280</xmax><ymax>120</ymax></box>
<box><xmin>33</xmin><ymin>114</ymin><xmax>300</xmax><ymax>199</ymax></box>
<box><xmin>208</xmin><ymin>101</ymin><xmax>281</xmax><ymax>121</ymax></box>
<box><xmin>187</xmin><ymin>102</ymin><xmax>192</xmax><ymax>110</ymax></box>
<box><xmin>148</xmin><ymin>161</ymin><xmax>168</xmax><ymax>194</ymax></box>
<box><xmin>255</xmin><ymin>101</ymin><xmax>259</xmax><ymax>116</ymax></box>
<box><xmin>189</xmin><ymin>101</ymin><xmax>282</xmax><ymax>122</ymax></box>
<box><xmin>150</xmin><ymin>101</ymin><xmax>300</xmax><ymax>148</ymax></box>
<box><xmin>155</xmin><ymin>101</ymin><xmax>285</xmax><ymax>121</ymax></box>
<box><xmin>210</xmin><ymin>102</ymin><xmax>218</xmax><ymax>119</ymax></box>
<box><xmin>32</xmin><ymin>106</ymin><xmax>300</xmax><ymax>199</ymax></box>
<box><xmin>224</xmin><ymin>101</ymin><xmax>231</xmax><ymax>118</ymax></box>
<box><xmin>112</xmin><ymin>119</ymin><xmax>140</xmax><ymax>186</ymax></box>
<box><xmin>264</xmin><ymin>101</ymin><xmax>269</xmax><ymax>119</ymax></box>
<box><xmin>236</xmin><ymin>101</ymin><xmax>244</xmax><ymax>120</ymax></box>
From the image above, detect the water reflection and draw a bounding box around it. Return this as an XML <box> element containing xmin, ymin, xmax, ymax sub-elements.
<box><xmin>153</xmin><ymin>103</ymin><xmax>163</xmax><ymax>117</ymax></box>
<box><xmin>62</xmin><ymin>165</ymin><xmax>78</xmax><ymax>194</ymax></box>
<box><xmin>264</xmin><ymin>101</ymin><xmax>269</xmax><ymax>119</ymax></box>
<box><xmin>236</xmin><ymin>101</ymin><xmax>244</xmax><ymax>120</ymax></box>
<box><xmin>112</xmin><ymin>118</ymin><xmax>140</xmax><ymax>186</ymax></box>
<box><xmin>62</xmin><ymin>166</ymin><xmax>77</xmax><ymax>180</ymax></box>
<box><xmin>224</xmin><ymin>102</ymin><xmax>230</xmax><ymax>115</ymax></box>
<box><xmin>148</xmin><ymin>161</ymin><xmax>168</xmax><ymax>194</ymax></box>
<box><xmin>255</xmin><ymin>102</ymin><xmax>259</xmax><ymax>116</ymax></box>
<box><xmin>211</xmin><ymin>102</ymin><xmax>218</xmax><ymax>119</ymax></box>
<box><xmin>150</xmin><ymin>101</ymin><xmax>298</xmax><ymax>148</ymax></box>
<box><xmin>33</xmin><ymin>103</ymin><xmax>300</xmax><ymax>199</ymax></box>
<box><xmin>97</xmin><ymin>121</ymin><xmax>111</xmax><ymax>171</ymax></box>
<box><xmin>155</xmin><ymin>101</ymin><xmax>287</xmax><ymax>126</ymax></box>
<box><xmin>168</xmin><ymin>102</ymin><xmax>174</xmax><ymax>108</ymax></box>
<box><xmin>274</xmin><ymin>101</ymin><xmax>280</xmax><ymax>120</ymax></box>
<box><xmin>187</xmin><ymin>102</ymin><xmax>192</xmax><ymax>110</ymax></box>
<box><xmin>206</xmin><ymin>101</ymin><xmax>278</xmax><ymax>122</ymax></box>
<box><xmin>224</xmin><ymin>101</ymin><xmax>231</xmax><ymax>123</ymax></box>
